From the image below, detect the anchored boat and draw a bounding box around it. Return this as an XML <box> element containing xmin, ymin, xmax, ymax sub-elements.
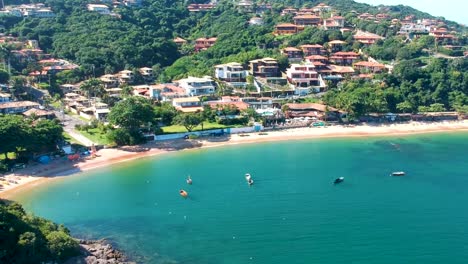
<box><xmin>334</xmin><ymin>177</ymin><xmax>344</xmax><ymax>184</ymax></box>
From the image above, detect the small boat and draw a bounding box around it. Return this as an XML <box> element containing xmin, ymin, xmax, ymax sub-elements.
<box><xmin>247</xmin><ymin>179</ymin><xmax>254</xmax><ymax>186</ymax></box>
<box><xmin>186</xmin><ymin>175</ymin><xmax>192</xmax><ymax>185</ymax></box>
<box><xmin>391</xmin><ymin>171</ymin><xmax>405</xmax><ymax>176</ymax></box>
<box><xmin>333</xmin><ymin>177</ymin><xmax>344</xmax><ymax>184</ymax></box>
<box><xmin>245</xmin><ymin>173</ymin><xmax>251</xmax><ymax>181</ymax></box>
<box><xmin>179</xmin><ymin>190</ymin><xmax>188</xmax><ymax>198</ymax></box>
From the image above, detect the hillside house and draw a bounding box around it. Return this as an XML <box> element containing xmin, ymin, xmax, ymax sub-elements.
<box><xmin>323</xmin><ymin>16</ymin><xmax>345</xmax><ymax>30</ymax></box>
<box><xmin>87</xmin><ymin>4</ymin><xmax>111</xmax><ymax>15</ymax></box>
<box><xmin>330</xmin><ymin>52</ymin><xmax>360</xmax><ymax>65</ymax></box>
<box><xmin>281</xmin><ymin>47</ymin><xmax>303</xmax><ymax>62</ymax></box>
<box><xmin>0</xmin><ymin>101</ymin><xmax>39</xmax><ymax>114</ymax></box>
<box><xmin>149</xmin><ymin>84</ymin><xmax>186</xmax><ymax>101</ymax></box>
<box><xmin>300</xmin><ymin>44</ymin><xmax>324</xmax><ymax>56</ymax></box>
<box><xmin>195</xmin><ymin>37</ymin><xmax>217</xmax><ymax>52</ymax></box>
<box><xmin>249</xmin><ymin>58</ymin><xmax>280</xmax><ymax>78</ymax></box>
<box><xmin>354</xmin><ymin>31</ymin><xmax>384</xmax><ymax>45</ymax></box>
<box><xmin>353</xmin><ymin>61</ymin><xmax>386</xmax><ymax>73</ymax></box>
<box><xmin>177</xmin><ymin>76</ymin><xmax>216</xmax><ymax>96</ymax></box>
<box><xmin>139</xmin><ymin>67</ymin><xmax>154</xmax><ymax>82</ymax></box>
<box><xmin>274</xmin><ymin>23</ymin><xmax>304</xmax><ymax>35</ymax></box>
<box><xmin>293</xmin><ymin>14</ymin><xmax>321</xmax><ymax>26</ymax></box>
<box><xmin>328</xmin><ymin>40</ymin><xmax>347</xmax><ymax>52</ymax></box>
<box><xmin>286</xmin><ymin>64</ymin><xmax>323</xmax><ymax>95</ymax></box>
<box><xmin>215</xmin><ymin>62</ymin><xmax>249</xmax><ymax>87</ymax></box>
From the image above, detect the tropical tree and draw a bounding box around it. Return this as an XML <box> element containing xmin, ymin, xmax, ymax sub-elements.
<box><xmin>174</xmin><ymin>112</ymin><xmax>203</xmax><ymax>132</ymax></box>
<box><xmin>79</xmin><ymin>78</ymin><xmax>106</xmax><ymax>98</ymax></box>
<box><xmin>108</xmin><ymin>97</ymin><xmax>155</xmax><ymax>130</ymax></box>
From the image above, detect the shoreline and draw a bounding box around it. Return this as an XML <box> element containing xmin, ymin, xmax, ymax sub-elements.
<box><xmin>1</xmin><ymin>120</ymin><xmax>468</xmax><ymax>200</ymax></box>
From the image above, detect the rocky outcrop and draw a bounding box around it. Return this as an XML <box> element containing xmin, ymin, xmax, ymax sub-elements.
<box><xmin>65</xmin><ymin>239</ymin><xmax>135</xmax><ymax>264</ymax></box>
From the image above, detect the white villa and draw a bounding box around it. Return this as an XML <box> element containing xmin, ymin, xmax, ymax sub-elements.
<box><xmin>87</xmin><ymin>4</ymin><xmax>111</xmax><ymax>15</ymax></box>
<box><xmin>177</xmin><ymin>76</ymin><xmax>216</xmax><ymax>96</ymax></box>
<box><xmin>214</xmin><ymin>62</ymin><xmax>249</xmax><ymax>87</ymax></box>
<box><xmin>286</xmin><ymin>63</ymin><xmax>324</xmax><ymax>95</ymax></box>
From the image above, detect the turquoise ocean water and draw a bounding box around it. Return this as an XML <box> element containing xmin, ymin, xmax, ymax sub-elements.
<box><xmin>16</xmin><ymin>133</ymin><xmax>468</xmax><ymax>264</ymax></box>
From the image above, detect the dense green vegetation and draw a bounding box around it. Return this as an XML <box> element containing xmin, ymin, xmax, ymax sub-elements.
<box><xmin>0</xmin><ymin>200</ymin><xmax>80</xmax><ymax>263</ymax></box>
<box><xmin>1</xmin><ymin>0</ymin><xmax>467</xmax><ymax>126</ymax></box>
<box><xmin>323</xmin><ymin>58</ymin><xmax>468</xmax><ymax>118</ymax></box>
<box><xmin>0</xmin><ymin>115</ymin><xmax>64</xmax><ymax>171</ymax></box>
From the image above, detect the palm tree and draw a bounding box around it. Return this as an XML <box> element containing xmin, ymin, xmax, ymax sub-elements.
<box><xmin>80</xmin><ymin>78</ymin><xmax>106</xmax><ymax>98</ymax></box>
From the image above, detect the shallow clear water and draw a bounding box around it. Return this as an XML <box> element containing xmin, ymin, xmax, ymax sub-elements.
<box><xmin>17</xmin><ymin>133</ymin><xmax>468</xmax><ymax>263</ymax></box>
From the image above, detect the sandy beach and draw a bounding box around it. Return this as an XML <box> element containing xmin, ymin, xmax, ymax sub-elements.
<box><xmin>2</xmin><ymin>120</ymin><xmax>468</xmax><ymax>200</ymax></box>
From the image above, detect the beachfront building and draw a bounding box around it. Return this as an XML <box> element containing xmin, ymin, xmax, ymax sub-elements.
<box><xmin>214</xmin><ymin>62</ymin><xmax>249</xmax><ymax>88</ymax></box>
<box><xmin>172</xmin><ymin>97</ymin><xmax>203</xmax><ymax>113</ymax></box>
<box><xmin>286</xmin><ymin>63</ymin><xmax>324</xmax><ymax>95</ymax></box>
<box><xmin>274</xmin><ymin>23</ymin><xmax>304</xmax><ymax>35</ymax></box>
<box><xmin>240</xmin><ymin>97</ymin><xmax>274</xmax><ymax>110</ymax></box>
<box><xmin>206</xmin><ymin>96</ymin><xmax>249</xmax><ymax>111</ymax></box>
<box><xmin>177</xmin><ymin>76</ymin><xmax>216</xmax><ymax>96</ymax></box>
<box><xmin>281</xmin><ymin>47</ymin><xmax>303</xmax><ymax>62</ymax></box>
<box><xmin>0</xmin><ymin>101</ymin><xmax>40</xmax><ymax>114</ymax></box>
<box><xmin>249</xmin><ymin>58</ymin><xmax>280</xmax><ymax>78</ymax></box>
<box><xmin>300</xmin><ymin>44</ymin><xmax>324</xmax><ymax>56</ymax></box>
<box><xmin>284</xmin><ymin>103</ymin><xmax>342</xmax><ymax>121</ymax></box>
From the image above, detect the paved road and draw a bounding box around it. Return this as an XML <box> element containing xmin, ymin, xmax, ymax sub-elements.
<box><xmin>53</xmin><ymin>109</ymin><xmax>97</xmax><ymax>147</ymax></box>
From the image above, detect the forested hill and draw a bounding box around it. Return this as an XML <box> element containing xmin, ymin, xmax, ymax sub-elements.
<box><xmin>1</xmin><ymin>0</ymin><xmax>465</xmax><ymax>78</ymax></box>
<box><xmin>0</xmin><ymin>200</ymin><xmax>80</xmax><ymax>262</ymax></box>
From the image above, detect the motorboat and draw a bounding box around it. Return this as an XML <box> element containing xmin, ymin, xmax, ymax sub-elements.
<box><xmin>333</xmin><ymin>177</ymin><xmax>344</xmax><ymax>184</ymax></box>
<box><xmin>186</xmin><ymin>175</ymin><xmax>192</xmax><ymax>185</ymax></box>
<box><xmin>245</xmin><ymin>173</ymin><xmax>252</xmax><ymax>181</ymax></box>
<box><xmin>245</xmin><ymin>173</ymin><xmax>253</xmax><ymax>186</ymax></box>
<box><xmin>391</xmin><ymin>171</ymin><xmax>405</xmax><ymax>176</ymax></box>
<box><xmin>179</xmin><ymin>190</ymin><xmax>188</xmax><ymax>198</ymax></box>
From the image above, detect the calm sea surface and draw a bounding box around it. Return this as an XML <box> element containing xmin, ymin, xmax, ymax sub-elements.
<box><xmin>16</xmin><ymin>133</ymin><xmax>468</xmax><ymax>264</ymax></box>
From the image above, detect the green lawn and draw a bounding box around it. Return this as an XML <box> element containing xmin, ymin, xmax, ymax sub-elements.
<box><xmin>162</xmin><ymin>122</ymin><xmax>229</xmax><ymax>134</ymax></box>
<box><xmin>77</xmin><ymin>128</ymin><xmax>113</xmax><ymax>145</ymax></box>
<box><xmin>62</xmin><ymin>132</ymin><xmax>82</xmax><ymax>145</ymax></box>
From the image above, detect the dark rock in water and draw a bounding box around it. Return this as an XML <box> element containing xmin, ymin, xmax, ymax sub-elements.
<box><xmin>65</xmin><ymin>239</ymin><xmax>135</xmax><ymax>264</ymax></box>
